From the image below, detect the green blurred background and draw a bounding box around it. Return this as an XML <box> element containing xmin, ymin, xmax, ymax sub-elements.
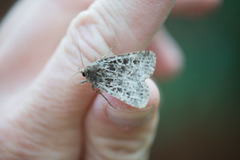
<box><xmin>1</xmin><ymin>1</ymin><xmax>239</xmax><ymax>160</ymax></box>
<box><xmin>151</xmin><ymin>1</ymin><xmax>240</xmax><ymax>159</ymax></box>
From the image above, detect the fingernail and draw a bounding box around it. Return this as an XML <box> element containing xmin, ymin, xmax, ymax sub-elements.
<box><xmin>106</xmin><ymin>106</ymin><xmax>154</xmax><ymax>126</ymax></box>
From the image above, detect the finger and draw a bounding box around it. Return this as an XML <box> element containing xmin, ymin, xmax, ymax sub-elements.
<box><xmin>61</xmin><ymin>0</ymin><xmax>175</xmax><ymax>106</ymax></box>
<box><xmin>69</xmin><ymin>0</ymin><xmax>176</xmax><ymax>59</ymax></box>
<box><xmin>0</xmin><ymin>0</ymin><xmax>174</xmax><ymax>158</ymax></box>
<box><xmin>0</xmin><ymin>0</ymin><xmax>94</xmax><ymax>158</ymax></box>
<box><xmin>85</xmin><ymin>79</ymin><xmax>160</xmax><ymax>159</ymax></box>
<box><xmin>22</xmin><ymin>0</ymin><xmax>173</xmax><ymax>138</ymax></box>
<box><xmin>171</xmin><ymin>0</ymin><xmax>222</xmax><ymax>18</ymax></box>
<box><xmin>148</xmin><ymin>28</ymin><xmax>184</xmax><ymax>80</ymax></box>
<box><xmin>0</xmin><ymin>0</ymin><xmax>93</xmax><ymax>97</ymax></box>
<box><xmin>0</xmin><ymin>0</ymin><xmax>93</xmax><ymax>58</ymax></box>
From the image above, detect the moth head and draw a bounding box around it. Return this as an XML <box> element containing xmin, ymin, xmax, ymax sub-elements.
<box><xmin>73</xmin><ymin>68</ymin><xmax>85</xmax><ymax>78</ymax></box>
<box><xmin>82</xmin><ymin>71</ymin><xmax>86</xmax><ymax>77</ymax></box>
<box><xmin>80</xmin><ymin>68</ymin><xmax>89</xmax><ymax>78</ymax></box>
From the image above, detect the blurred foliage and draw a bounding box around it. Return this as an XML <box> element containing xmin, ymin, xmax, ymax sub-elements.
<box><xmin>151</xmin><ymin>1</ymin><xmax>240</xmax><ymax>160</ymax></box>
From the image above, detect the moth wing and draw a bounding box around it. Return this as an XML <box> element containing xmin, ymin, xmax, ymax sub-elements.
<box><xmin>90</xmin><ymin>51</ymin><xmax>156</xmax><ymax>108</ymax></box>
<box><xmin>96</xmin><ymin>51</ymin><xmax>156</xmax><ymax>81</ymax></box>
<box><xmin>94</xmin><ymin>78</ymin><xmax>149</xmax><ymax>108</ymax></box>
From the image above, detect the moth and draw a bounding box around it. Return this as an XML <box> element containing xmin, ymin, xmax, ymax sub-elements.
<box><xmin>79</xmin><ymin>51</ymin><xmax>156</xmax><ymax>108</ymax></box>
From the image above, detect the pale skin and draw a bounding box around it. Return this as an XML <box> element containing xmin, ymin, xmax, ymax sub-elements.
<box><xmin>0</xmin><ymin>0</ymin><xmax>221</xmax><ymax>159</ymax></box>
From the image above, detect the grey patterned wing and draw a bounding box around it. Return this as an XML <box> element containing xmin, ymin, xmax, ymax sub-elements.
<box><xmin>94</xmin><ymin>78</ymin><xmax>149</xmax><ymax>108</ymax></box>
<box><xmin>96</xmin><ymin>51</ymin><xmax>156</xmax><ymax>81</ymax></box>
<box><xmin>87</xmin><ymin>51</ymin><xmax>156</xmax><ymax>108</ymax></box>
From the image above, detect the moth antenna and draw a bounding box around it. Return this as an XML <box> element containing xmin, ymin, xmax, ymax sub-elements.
<box><xmin>74</xmin><ymin>30</ymin><xmax>85</xmax><ymax>68</ymax></box>
<box><xmin>71</xmin><ymin>68</ymin><xmax>82</xmax><ymax>79</ymax></box>
<box><xmin>70</xmin><ymin>31</ymin><xmax>86</xmax><ymax>82</ymax></box>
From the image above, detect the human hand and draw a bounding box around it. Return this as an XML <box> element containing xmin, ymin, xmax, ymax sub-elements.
<box><xmin>0</xmin><ymin>0</ymin><xmax>220</xmax><ymax>159</ymax></box>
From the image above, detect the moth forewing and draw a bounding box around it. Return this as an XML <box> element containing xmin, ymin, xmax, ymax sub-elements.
<box><xmin>80</xmin><ymin>50</ymin><xmax>156</xmax><ymax>108</ymax></box>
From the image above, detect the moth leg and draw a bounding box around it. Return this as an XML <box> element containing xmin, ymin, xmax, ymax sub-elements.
<box><xmin>91</xmin><ymin>85</ymin><xmax>114</xmax><ymax>107</ymax></box>
<box><xmin>102</xmin><ymin>49</ymin><xmax>111</xmax><ymax>59</ymax></box>
<box><xmin>79</xmin><ymin>80</ymin><xmax>88</xmax><ymax>84</ymax></box>
<box><xmin>104</xmin><ymin>39</ymin><xmax>118</xmax><ymax>58</ymax></box>
<box><xmin>93</xmin><ymin>49</ymin><xmax>111</xmax><ymax>62</ymax></box>
<box><xmin>101</xmin><ymin>45</ymin><xmax>115</xmax><ymax>59</ymax></box>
